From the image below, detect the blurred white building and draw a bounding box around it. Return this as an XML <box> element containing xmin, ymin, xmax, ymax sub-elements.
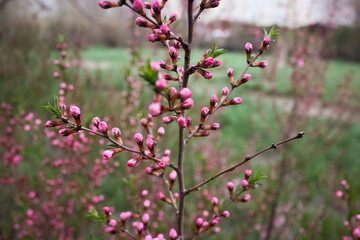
<box><xmin>166</xmin><ymin>0</ymin><xmax>358</xmax><ymax>27</ymax></box>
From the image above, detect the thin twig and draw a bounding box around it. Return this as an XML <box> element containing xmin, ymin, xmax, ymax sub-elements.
<box><xmin>162</xmin><ymin>175</ymin><xmax>178</xmax><ymax>211</ymax></box>
<box><xmin>185</xmin><ymin>132</ymin><xmax>305</xmax><ymax>195</ymax></box>
<box><xmin>123</xmin><ymin>2</ymin><xmax>160</xmax><ymax>28</ymax></box>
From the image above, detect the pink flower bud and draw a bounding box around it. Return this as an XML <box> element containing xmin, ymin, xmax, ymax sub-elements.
<box><xmin>103</xmin><ymin>207</ymin><xmax>111</xmax><ymax>214</ymax></box>
<box><xmin>179</xmin><ymin>88</ymin><xmax>192</xmax><ymax>100</ymax></box>
<box><xmin>109</xmin><ymin>219</ymin><xmax>117</xmax><ymax>226</ymax></box>
<box><xmin>336</xmin><ymin>190</ymin><xmax>343</xmax><ymax>198</ymax></box>
<box><xmin>158</xmin><ymin>192</ymin><xmax>166</xmax><ymax>200</ymax></box>
<box><xmin>241</xmin><ymin>180</ymin><xmax>249</xmax><ymax>187</ymax></box>
<box><xmin>156</xmin><ymin>79</ymin><xmax>167</xmax><ymax>91</ymax></box>
<box><xmin>201</xmin><ymin>107</ymin><xmax>209</xmax><ymax>118</ymax></box>
<box><xmin>151</xmin><ymin>61</ymin><xmax>160</xmax><ymax>71</ymax></box>
<box><xmin>53</xmin><ymin>59</ymin><xmax>59</xmax><ymax>65</ymax></box>
<box><xmin>98</xmin><ymin>121</ymin><xmax>108</xmax><ymax>133</ymax></box>
<box><xmin>227</xmin><ymin>182</ymin><xmax>234</xmax><ymax>191</ymax></box>
<box><xmin>259</xmin><ymin>60</ymin><xmax>268</xmax><ymax>68</ymax></box>
<box><xmin>243</xmin><ymin>194</ymin><xmax>251</xmax><ymax>202</ymax></box>
<box><xmin>169</xmin><ymin>13</ymin><xmax>177</xmax><ymax>23</ymax></box>
<box><xmin>149</xmin><ymin>102</ymin><xmax>161</xmax><ymax>117</ymax></box>
<box><xmin>242</xmin><ymin>74</ymin><xmax>251</xmax><ymax>82</ymax></box>
<box><xmin>142</xmin><ymin>213</ymin><xmax>150</xmax><ymax>224</ymax></box>
<box><xmin>134</xmin><ymin>133</ymin><xmax>144</xmax><ymax>145</ymax></box>
<box><xmin>230</xmin><ymin>97</ymin><xmax>243</xmax><ymax>105</ymax></box>
<box><xmin>120</xmin><ymin>212</ymin><xmax>127</xmax><ymax>221</ymax></box>
<box><xmin>145</xmin><ymin>167</ymin><xmax>152</xmax><ymax>174</ymax></box>
<box><xmin>61</xmin><ymin>51</ymin><xmax>67</xmax><ymax>57</ymax></box>
<box><xmin>142</xmin><ymin>190</ymin><xmax>149</xmax><ymax>197</ymax></box>
<box><xmin>92</xmin><ymin>117</ymin><xmax>100</xmax><ymax>127</ymax></box>
<box><xmin>227</xmin><ymin>68</ymin><xmax>234</xmax><ymax>80</ymax></box>
<box><xmin>170</xmin><ymin>87</ymin><xmax>178</xmax><ymax>96</ymax></box>
<box><xmin>151</xmin><ymin>0</ymin><xmax>161</xmax><ymax>14</ymax></box>
<box><xmin>181</xmin><ymin>98</ymin><xmax>194</xmax><ymax>109</ymax></box>
<box><xmin>186</xmin><ymin>117</ymin><xmax>192</xmax><ymax>127</ymax></box>
<box><xmin>222</xmin><ymin>87</ymin><xmax>229</xmax><ymax>98</ymax></box>
<box><xmin>356</xmin><ymin>214</ymin><xmax>360</xmax><ymax>220</ymax></box>
<box><xmin>99</xmin><ymin>1</ymin><xmax>111</xmax><ymax>9</ymax></box>
<box><xmin>263</xmin><ymin>37</ymin><xmax>271</xmax><ymax>45</ymax></box>
<box><xmin>210</xmin><ymin>95</ymin><xmax>218</xmax><ymax>108</ymax></box>
<box><xmin>133</xmin><ymin>0</ymin><xmax>144</xmax><ymax>13</ymax></box>
<box><xmin>144</xmin><ymin>199</ymin><xmax>150</xmax><ymax>208</ymax></box>
<box><xmin>103</xmin><ymin>150</ymin><xmax>113</xmax><ymax>161</ymax></box>
<box><xmin>141</xmin><ymin>118</ymin><xmax>147</xmax><ymax>126</ymax></box>
<box><xmin>211</xmin><ymin>197</ymin><xmax>218</xmax><ymax>206</ymax></box>
<box><xmin>157</xmin><ymin>127</ymin><xmax>165</xmax><ymax>136</ymax></box>
<box><xmin>196</xmin><ymin>217</ymin><xmax>203</xmax><ymax>226</ymax></box>
<box><xmin>137</xmin><ymin>222</ymin><xmax>144</xmax><ymax>232</ymax></box>
<box><xmin>70</xmin><ymin>106</ymin><xmax>81</xmax><ymax>117</ymax></box>
<box><xmin>160</xmin><ymin>25</ymin><xmax>170</xmax><ymax>35</ymax></box>
<box><xmin>353</xmin><ymin>228</ymin><xmax>360</xmax><ymax>238</ymax></box>
<box><xmin>45</xmin><ymin>120</ymin><xmax>62</xmax><ymax>127</ymax></box>
<box><xmin>112</xmin><ymin>127</ymin><xmax>121</xmax><ymax>138</ymax></box>
<box><xmin>146</xmin><ymin>137</ymin><xmax>154</xmax><ymax>149</ymax></box>
<box><xmin>169</xmin><ymin>170</ymin><xmax>177</xmax><ymax>182</ymax></box>
<box><xmin>53</xmin><ymin>72</ymin><xmax>60</xmax><ymax>78</ymax></box>
<box><xmin>211</xmin><ymin>217</ymin><xmax>219</xmax><ymax>226</ymax></box>
<box><xmin>177</xmin><ymin>117</ymin><xmax>186</xmax><ymax>128</ymax></box>
<box><xmin>245</xmin><ymin>42</ymin><xmax>253</xmax><ymax>51</ymax></box>
<box><xmin>169</xmin><ymin>228</ymin><xmax>177</xmax><ymax>239</ymax></box>
<box><xmin>204</xmin><ymin>57</ymin><xmax>215</xmax><ymax>67</ymax></box>
<box><xmin>245</xmin><ymin>169</ymin><xmax>252</xmax><ymax>178</ymax></box>
<box><xmin>127</xmin><ymin>159</ymin><xmax>137</xmax><ymax>167</ymax></box>
<box><xmin>222</xmin><ymin>211</ymin><xmax>230</xmax><ymax>218</ymax></box>
<box><xmin>159</xmin><ymin>162</ymin><xmax>166</xmax><ymax>168</ymax></box>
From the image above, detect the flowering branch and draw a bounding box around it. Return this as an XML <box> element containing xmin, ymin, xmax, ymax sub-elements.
<box><xmin>185</xmin><ymin>131</ymin><xmax>305</xmax><ymax>195</ymax></box>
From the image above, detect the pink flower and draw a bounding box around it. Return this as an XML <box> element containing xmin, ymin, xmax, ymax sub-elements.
<box><xmin>137</xmin><ymin>222</ymin><xmax>144</xmax><ymax>232</ymax></box>
<box><xmin>222</xmin><ymin>87</ymin><xmax>229</xmax><ymax>98</ymax></box>
<box><xmin>98</xmin><ymin>121</ymin><xmax>108</xmax><ymax>133</ymax></box>
<box><xmin>133</xmin><ymin>0</ymin><xmax>143</xmax><ymax>13</ymax></box>
<box><xmin>53</xmin><ymin>59</ymin><xmax>59</xmax><ymax>65</ymax></box>
<box><xmin>245</xmin><ymin>42</ymin><xmax>253</xmax><ymax>51</ymax></box>
<box><xmin>227</xmin><ymin>68</ymin><xmax>234</xmax><ymax>78</ymax></box>
<box><xmin>211</xmin><ymin>197</ymin><xmax>218</xmax><ymax>206</ymax></box>
<box><xmin>156</xmin><ymin>79</ymin><xmax>167</xmax><ymax>91</ymax></box>
<box><xmin>264</xmin><ymin>37</ymin><xmax>271</xmax><ymax>45</ymax></box>
<box><xmin>53</xmin><ymin>72</ymin><xmax>60</xmax><ymax>78</ymax></box>
<box><xmin>222</xmin><ymin>211</ymin><xmax>230</xmax><ymax>218</ymax></box>
<box><xmin>179</xmin><ymin>88</ymin><xmax>192</xmax><ymax>100</ymax></box>
<box><xmin>70</xmin><ymin>105</ymin><xmax>81</xmax><ymax>117</ymax></box>
<box><xmin>159</xmin><ymin>162</ymin><xmax>166</xmax><ymax>168</ymax></box>
<box><xmin>241</xmin><ymin>180</ymin><xmax>249</xmax><ymax>187</ymax></box>
<box><xmin>177</xmin><ymin>117</ymin><xmax>186</xmax><ymax>128</ymax></box>
<box><xmin>109</xmin><ymin>219</ymin><xmax>117</xmax><ymax>226</ymax></box>
<box><xmin>243</xmin><ymin>194</ymin><xmax>251</xmax><ymax>202</ymax></box>
<box><xmin>336</xmin><ymin>190</ymin><xmax>343</xmax><ymax>198</ymax></box>
<box><xmin>230</xmin><ymin>97</ymin><xmax>243</xmax><ymax>105</ymax></box>
<box><xmin>243</xmin><ymin>74</ymin><xmax>251</xmax><ymax>81</ymax></box>
<box><xmin>142</xmin><ymin>213</ymin><xmax>150</xmax><ymax>223</ymax></box>
<box><xmin>92</xmin><ymin>117</ymin><xmax>100</xmax><ymax>127</ymax></box>
<box><xmin>169</xmin><ymin>170</ymin><xmax>177</xmax><ymax>181</ymax></box>
<box><xmin>245</xmin><ymin>169</ymin><xmax>252</xmax><ymax>178</ymax></box>
<box><xmin>120</xmin><ymin>212</ymin><xmax>127</xmax><ymax>221</ymax></box>
<box><xmin>201</xmin><ymin>107</ymin><xmax>209</xmax><ymax>118</ymax></box>
<box><xmin>103</xmin><ymin>150</ymin><xmax>114</xmax><ymax>160</ymax></box>
<box><xmin>227</xmin><ymin>182</ymin><xmax>234</xmax><ymax>191</ymax></box>
<box><xmin>196</xmin><ymin>217</ymin><xmax>203</xmax><ymax>226</ymax></box>
<box><xmin>134</xmin><ymin>133</ymin><xmax>143</xmax><ymax>145</ymax></box>
<box><xmin>157</xmin><ymin>127</ymin><xmax>165</xmax><ymax>136</ymax></box>
<box><xmin>158</xmin><ymin>192</ymin><xmax>166</xmax><ymax>200</ymax></box>
<box><xmin>169</xmin><ymin>228</ymin><xmax>177</xmax><ymax>239</ymax></box>
<box><xmin>150</xmin><ymin>61</ymin><xmax>160</xmax><ymax>71</ymax></box>
<box><xmin>259</xmin><ymin>60</ymin><xmax>268</xmax><ymax>68</ymax></box>
<box><xmin>181</xmin><ymin>98</ymin><xmax>194</xmax><ymax>109</ymax></box>
<box><xmin>149</xmin><ymin>102</ymin><xmax>161</xmax><ymax>117</ymax></box>
<box><xmin>142</xmin><ymin>190</ymin><xmax>149</xmax><ymax>197</ymax></box>
<box><xmin>127</xmin><ymin>159</ymin><xmax>137</xmax><ymax>167</ymax></box>
<box><xmin>112</xmin><ymin>127</ymin><xmax>121</xmax><ymax>138</ymax></box>
<box><xmin>160</xmin><ymin>25</ymin><xmax>170</xmax><ymax>35</ymax></box>
<box><xmin>353</xmin><ymin>228</ymin><xmax>360</xmax><ymax>238</ymax></box>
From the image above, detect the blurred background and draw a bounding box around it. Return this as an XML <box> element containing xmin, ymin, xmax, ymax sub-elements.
<box><xmin>1</xmin><ymin>0</ymin><xmax>360</xmax><ymax>239</ymax></box>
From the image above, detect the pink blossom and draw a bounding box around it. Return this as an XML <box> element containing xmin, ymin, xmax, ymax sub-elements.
<box><xmin>181</xmin><ymin>98</ymin><xmax>194</xmax><ymax>109</ymax></box>
<box><xmin>169</xmin><ymin>228</ymin><xmax>177</xmax><ymax>239</ymax></box>
<box><xmin>133</xmin><ymin>0</ymin><xmax>143</xmax><ymax>13</ymax></box>
<box><xmin>243</xmin><ymin>194</ymin><xmax>251</xmax><ymax>202</ymax></box>
<box><xmin>149</xmin><ymin>102</ymin><xmax>161</xmax><ymax>117</ymax></box>
<box><xmin>336</xmin><ymin>190</ymin><xmax>343</xmax><ymax>198</ymax></box>
<box><xmin>156</xmin><ymin>79</ymin><xmax>167</xmax><ymax>91</ymax></box>
<box><xmin>169</xmin><ymin>170</ymin><xmax>177</xmax><ymax>181</ymax></box>
<box><xmin>144</xmin><ymin>199</ymin><xmax>151</xmax><ymax>208</ymax></box>
<box><xmin>242</xmin><ymin>180</ymin><xmax>249</xmax><ymax>187</ymax></box>
<box><xmin>230</xmin><ymin>97</ymin><xmax>243</xmax><ymax>105</ymax></box>
<box><xmin>54</xmin><ymin>59</ymin><xmax>59</xmax><ymax>65</ymax></box>
<box><xmin>120</xmin><ymin>212</ymin><xmax>127</xmax><ymax>221</ymax></box>
<box><xmin>70</xmin><ymin>106</ymin><xmax>81</xmax><ymax>117</ymax></box>
<box><xmin>353</xmin><ymin>228</ymin><xmax>360</xmax><ymax>238</ymax></box>
<box><xmin>112</xmin><ymin>127</ymin><xmax>121</xmax><ymax>138</ymax></box>
<box><xmin>264</xmin><ymin>37</ymin><xmax>271</xmax><ymax>45</ymax></box>
<box><xmin>134</xmin><ymin>133</ymin><xmax>143</xmax><ymax>144</ymax></box>
<box><xmin>196</xmin><ymin>217</ymin><xmax>203</xmax><ymax>226</ymax></box>
<box><xmin>142</xmin><ymin>213</ymin><xmax>150</xmax><ymax>223</ymax></box>
<box><xmin>211</xmin><ymin>197</ymin><xmax>218</xmax><ymax>206</ymax></box>
<box><xmin>222</xmin><ymin>211</ymin><xmax>230</xmax><ymax>218</ymax></box>
<box><xmin>53</xmin><ymin>72</ymin><xmax>60</xmax><ymax>78</ymax></box>
<box><xmin>160</xmin><ymin>25</ymin><xmax>170</xmax><ymax>35</ymax></box>
<box><xmin>214</xmin><ymin>227</ymin><xmax>221</xmax><ymax>233</ymax></box>
<box><xmin>103</xmin><ymin>150</ymin><xmax>113</xmax><ymax>161</ymax></box>
<box><xmin>92</xmin><ymin>117</ymin><xmax>100</xmax><ymax>127</ymax></box>
<box><xmin>260</xmin><ymin>60</ymin><xmax>268</xmax><ymax>68</ymax></box>
<box><xmin>158</xmin><ymin>192</ymin><xmax>166</xmax><ymax>200</ymax></box>
<box><xmin>98</xmin><ymin>121</ymin><xmax>108</xmax><ymax>133</ymax></box>
<box><xmin>227</xmin><ymin>182</ymin><xmax>234</xmax><ymax>191</ymax></box>
<box><xmin>142</xmin><ymin>190</ymin><xmax>149</xmax><ymax>197</ymax></box>
<box><xmin>222</xmin><ymin>87</ymin><xmax>229</xmax><ymax>97</ymax></box>
<box><xmin>177</xmin><ymin>117</ymin><xmax>186</xmax><ymax>128</ymax></box>
<box><xmin>150</xmin><ymin>61</ymin><xmax>160</xmax><ymax>71</ymax></box>
<box><xmin>157</xmin><ymin>127</ymin><xmax>165</xmax><ymax>136</ymax></box>
<box><xmin>127</xmin><ymin>159</ymin><xmax>137</xmax><ymax>167</ymax></box>
<box><xmin>179</xmin><ymin>88</ymin><xmax>192</xmax><ymax>100</ymax></box>
<box><xmin>159</xmin><ymin>162</ymin><xmax>166</xmax><ymax>168</ymax></box>
<box><xmin>245</xmin><ymin>42</ymin><xmax>253</xmax><ymax>51</ymax></box>
<box><xmin>109</xmin><ymin>219</ymin><xmax>117</xmax><ymax>226</ymax></box>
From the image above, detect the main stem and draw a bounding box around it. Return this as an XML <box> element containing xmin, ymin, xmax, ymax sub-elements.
<box><xmin>177</xmin><ymin>0</ymin><xmax>194</xmax><ymax>238</ymax></box>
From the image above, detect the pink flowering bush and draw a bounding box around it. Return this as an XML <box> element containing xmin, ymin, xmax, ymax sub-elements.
<box><xmin>42</xmin><ymin>1</ymin><xmax>306</xmax><ymax>239</ymax></box>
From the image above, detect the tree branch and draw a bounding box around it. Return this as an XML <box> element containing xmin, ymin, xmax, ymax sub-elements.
<box><xmin>185</xmin><ymin>132</ymin><xmax>305</xmax><ymax>195</ymax></box>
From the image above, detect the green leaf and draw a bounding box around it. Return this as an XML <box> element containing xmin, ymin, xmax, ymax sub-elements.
<box><xmin>136</xmin><ymin>111</ymin><xmax>145</xmax><ymax>121</ymax></box>
<box><xmin>41</xmin><ymin>96</ymin><xmax>62</xmax><ymax>119</ymax></box>
<box><xmin>106</xmin><ymin>143</ymin><xmax>119</xmax><ymax>149</ymax></box>
<box><xmin>86</xmin><ymin>207</ymin><xmax>106</xmax><ymax>223</ymax></box>
<box><xmin>249</xmin><ymin>168</ymin><xmax>268</xmax><ymax>185</ymax></box>
<box><xmin>139</xmin><ymin>59</ymin><xmax>158</xmax><ymax>86</ymax></box>
<box><xmin>206</xmin><ymin>42</ymin><xmax>227</xmax><ymax>59</ymax></box>
<box><xmin>263</xmin><ymin>26</ymin><xmax>279</xmax><ymax>41</ymax></box>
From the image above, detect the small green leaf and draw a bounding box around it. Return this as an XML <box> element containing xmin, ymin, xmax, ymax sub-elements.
<box><xmin>249</xmin><ymin>168</ymin><xmax>268</xmax><ymax>185</ymax></box>
<box><xmin>206</xmin><ymin>42</ymin><xmax>227</xmax><ymax>59</ymax></box>
<box><xmin>136</xmin><ymin>111</ymin><xmax>145</xmax><ymax>121</ymax></box>
<box><xmin>58</xmin><ymin>34</ymin><xmax>64</xmax><ymax>44</ymax></box>
<box><xmin>263</xmin><ymin>26</ymin><xmax>279</xmax><ymax>41</ymax></box>
<box><xmin>41</xmin><ymin>96</ymin><xmax>62</xmax><ymax>119</ymax></box>
<box><xmin>139</xmin><ymin>59</ymin><xmax>158</xmax><ymax>86</ymax></box>
<box><xmin>86</xmin><ymin>207</ymin><xmax>105</xmax><ymax>223</ymax></box>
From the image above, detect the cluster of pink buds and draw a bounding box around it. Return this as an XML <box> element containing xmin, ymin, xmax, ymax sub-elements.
<box><xmin>92</xmin><ymin>117</ymin><xmax>108</xmax><ymax>136</ymax></box>
<box><xmin>226</xmin><ymin>169</ymin><xmax>254</xmax><ymax>202</ymax></box>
